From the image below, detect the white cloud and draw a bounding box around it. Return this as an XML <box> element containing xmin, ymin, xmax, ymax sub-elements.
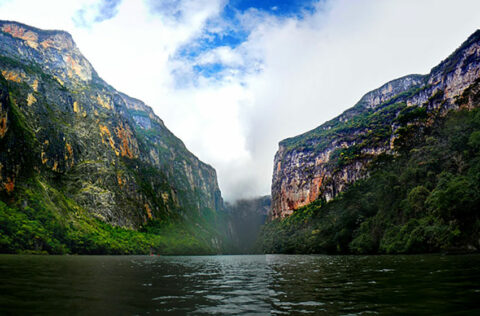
<box><xmin>220</xmin><ymin>0</ymin><xmax>480</xmax><ymax>200</ymax></box>
<box><xmin>0</xmin><ymin>0</ymin><xmax>83</xmax><ymax>29</ymax></box>
<box><xmin>73</xmin><ymin>0</ymin><xmax>122</xmax><ymax>27</ymax></box>
<box><xmin>196</xmin><ymin>46</ymin><xmax>243</xmax><ymax>66</ymax></box>
<box><xmin>1</xmin><ymin>0</ymin><xmax>480</xmax><ymax>201</ymax></box>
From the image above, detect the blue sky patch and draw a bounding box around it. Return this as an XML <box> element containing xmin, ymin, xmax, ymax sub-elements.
<box><xmin>173</xmin><ymin>0</ymin><xmax>319</xmax><ymax>82</ymax></box>
<box><xmin>227</xmin><ymin>0</ymin><xmax>318</xmax><ymax>17</ymax></box>
<box><xmin>193</xmin><ymin>63</ymin><xmax>225</xmax><ymax>77</ymax></box>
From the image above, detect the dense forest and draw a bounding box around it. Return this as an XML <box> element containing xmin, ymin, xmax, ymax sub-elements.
<box><xmin>259</xmin><ymin>103</ymin><xmax>480</xmax><ymax>254</ymax></box>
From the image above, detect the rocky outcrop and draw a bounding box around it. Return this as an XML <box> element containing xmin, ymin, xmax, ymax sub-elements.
<box><xmin>0</xmin><ymin>20</ymin><xmax>223</xmax><ymax>228</ymax></box>
<box><xmin>271</xmin><ymin>30</ymin><xmax>480</xmax><ymax>218</ymax></box>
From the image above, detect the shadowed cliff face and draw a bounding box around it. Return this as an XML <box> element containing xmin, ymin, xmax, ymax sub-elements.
<box><xmin>0</xmin><ymin>20</ymin><xmax>223</xmax><ymax>228</ymax></box>
<box><xmin>271</xmin><ymin>30</ymin><xmax>480</xmax><ymax>219</ymax></box>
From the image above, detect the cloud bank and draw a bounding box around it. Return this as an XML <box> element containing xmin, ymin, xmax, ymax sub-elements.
<box><xmin>1</xmin><ymin>0</ymin><xmax>480</xmax><ymax>201</ymax></box>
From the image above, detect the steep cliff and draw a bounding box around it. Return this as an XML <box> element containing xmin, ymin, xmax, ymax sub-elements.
<box><xmin>272</xmin><ymin>30</ymin><xmax>480</xmax><ymax>218</ymax></box>
<box><xmin>0</xmin><ymin>21</ymin><xmax>225</xmax><ymax>253</ymax></box>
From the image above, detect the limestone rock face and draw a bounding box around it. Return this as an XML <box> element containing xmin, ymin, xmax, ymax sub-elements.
<box><xmin>0</xmin><ymin>20</ymin><xmax>223</xmax><ymax>228</ymax></box>
<box><xmin>271</xmin><ymin>30</ymin><xmax>480</xmax><ymax>219</ymax></box>
<box><xmin>1</xmin><ymin>22</ymin><xmax>93</xmax><ymax>84</ymax></box>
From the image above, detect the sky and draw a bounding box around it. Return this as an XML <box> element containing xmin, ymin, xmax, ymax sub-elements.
<box><xmin>1</xmin><ymin>0</ymin><xmax>480</xmax><ymax>201</ymax></box>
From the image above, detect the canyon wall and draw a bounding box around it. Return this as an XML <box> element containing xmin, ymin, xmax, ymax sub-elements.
<box><xmin>271</xmin><ymin>30</ymin><xmax>480</xmax><ymax>218</ymax></box>
<box><xmin>0</xmin><ymin>20</ymin><xmax>223</xmax><ymax>228</ymax></box>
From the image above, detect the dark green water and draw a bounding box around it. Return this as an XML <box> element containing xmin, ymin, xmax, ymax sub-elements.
<box><xmin>0</xmin><ymin>254</ymin><xmax>479</xmax><ymax>315</ymax></box>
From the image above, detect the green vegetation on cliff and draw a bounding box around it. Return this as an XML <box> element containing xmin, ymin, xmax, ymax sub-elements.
<box><xmin>0</xmin><ymin>20</ymin><xmax>232</xmax><ymax>255</ymax></box>
<box><xmin>0</xmin><ymin>73</ymin><xmax>230</xmax><ymax>254</ymax></box>
<box><xmin>259</xmin><ymin>106</ymin><xmax>480</xmax><ymax>254</ymax></box>
<box><xmin>0</xmin><ymin>178</ymin><xmax>229</xmax><ymax>255</ymax></box>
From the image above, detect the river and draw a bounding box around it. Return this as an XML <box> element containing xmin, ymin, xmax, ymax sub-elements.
<box><xmin>0</xmin><ymin>254</ymin><xmax>479</xmax><ymax>314</ymax></box>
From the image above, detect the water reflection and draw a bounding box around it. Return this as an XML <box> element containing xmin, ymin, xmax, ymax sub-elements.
<box><xmin>0</xmin><ymin>254</ymin><xmax>479</xmax><ymax>314</ymax></box>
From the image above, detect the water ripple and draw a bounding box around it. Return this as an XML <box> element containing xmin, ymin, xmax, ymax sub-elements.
<box><xmin>0</xmin><ymin>254</ymin><xmax>479</xmax><ymax>314</ymax></box>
